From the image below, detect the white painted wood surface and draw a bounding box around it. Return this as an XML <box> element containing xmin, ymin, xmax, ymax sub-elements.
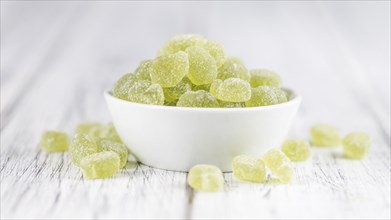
<box><xmin>1</xmin><ymin>1</ymin><xmax>390</xmax><ymax>219</ymax></box>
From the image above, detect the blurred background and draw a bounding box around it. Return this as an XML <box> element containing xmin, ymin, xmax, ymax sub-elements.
<box><xmin>1</xmin><ymin>1</ymin><xmax>390</xmax><ymax>134</ymax></box>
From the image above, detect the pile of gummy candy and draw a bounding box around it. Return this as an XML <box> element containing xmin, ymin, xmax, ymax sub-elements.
<box><xmin>41</xmin><ymin>122</ymin><xmax>371</xmax><ymax>191</ymax></box>
<box><xmin>39</xmin><ymin>34</ymin><xmax>372</xmax><ymax>192</ymax></box>
<box><xmin>40</xmin><ymin>122</ymin><xmax>129</xmax><ymax>179</ymax></box>
<box><xmin>112</xmin><ymin>34</ymin><xmax>287</xmax><ymax>108</ymax></box>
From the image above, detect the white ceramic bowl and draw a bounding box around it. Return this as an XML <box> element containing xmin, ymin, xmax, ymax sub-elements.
<box><xmin>104</xmin><ymin>89</ymin><xmax>301</xmax><ymax>172</ymax></box>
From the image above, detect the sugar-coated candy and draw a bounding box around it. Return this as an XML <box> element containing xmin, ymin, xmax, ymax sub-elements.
<box><xmin>40</xmin><ymin>131</ymin><xmax>69</xmax><ymax>152</ymax></box>
<box><xmin>99</xmin><ymin>123</ymin><xmax>122</xmax><ymax>143</ymax></box>
<box><xmin>177</xmin><ymin>90</ymin><xmax>219</xmax><ymax>108</ymax></box>
<box><xmin>218</xmin><ymin>100</ymin><xmax>245</xmax><ymax>108</ymax></box>
<box><xmin>151</xmin><ymin>51</ymin><xmax>189</xmax><ymax>87</ymax></box>
<box><xmin>70</xmin><ymin>134</ymin><xmax>99</xmax><ymax>166</ymax></box>
<box><xmin>250</xmin><ymin>69</ymin><xmax>282</xmax><ymax>88</ymax></box>
<box><xmin>310</xmin><ymin>124</ymin><xmax>341</xmax><ymax>147</ymax></box>
<box><xmin>158</xmin><ymin>34</ymin><xmax>206</xmax><ymax>56</ymax></box>
<box><xmin>217</xmin><ymin>57</ymin><xmax>250</xmax><ymax>81</ymax></box>
<box><xmin>80</xmin><ymin>151</ymin><xmax>120</xmax><ymax>179</ymax></box>
<box><xmin>112</xmin><ymin>35</ymin><xmax>290</xmax><ymax>109</ymax></box>
<box><xmin>343</xmin><ymin>132</ymin><xmax>371</xmax><ymax>160</ymax></box>
<box><xmin>262</xmin><ymin>149</ymin><xmax>294</xmax><ymax>183</ymax></box>
<box><xmin>186</xmin><ymin>46</ymin><xmax>217</xmax><ymax>85</ymax></box>
<box><xmin>210</xmin><ymin>78</ymin><xmax>251</xmax><ymax>102</ymax></box>
<box><xmin>245</xmin><ymin>86</ymin><xmax>288</xmax><ymax>107</ymax></box>
<box><xmin>187</xmin><ymin>164</ymin><xmax>224</xmax><ymax>192</ymax></box>
<box><xmin>127</xmin><ymin>80</ymin><xmax>164</xmax><ymax>105</ymax></box>
<box><xmin>113</xmin><ymin>73</ymin><xmax>137</xmax><ymax>100</ymax></box>
<box><xmin>135</xmin><ymin>60</ymin><xmax>153</xmax><ymax>81</ymax></box>
<box><xmin>163</xmin><ymin>77</ymin><xmax>192</xmax><ymax>102</ymax></box>
<box><xmin>281</xmin><ymin>139</ymin><xmax>311</xmax><ymax>161</ymax></box>
<box><xmin>99</xmin><ymin>140</ymin><xmax>128</xmax><ymax>168</ymax></box>
<box><xmin>75</xmin><ymin>122</ymin><xmax>103</xmax><ymax>139</ymax></box>
<box><xmin>232</xmin><ymin>155</ymin><xmax>266</xmax><ymax>182</ymax></box>
<box><xmin>204</xmin><ymin>40</ymin><xmax>226</xmax><ymax>68</ymax></box>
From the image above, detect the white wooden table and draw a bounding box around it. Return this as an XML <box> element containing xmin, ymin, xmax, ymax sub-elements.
<box><xmin>1</xmin><ymin>1</ymin><xmax>390</xmax><ymax>219</ymax></box>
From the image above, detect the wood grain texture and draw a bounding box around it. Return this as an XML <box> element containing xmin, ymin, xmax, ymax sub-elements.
<box><xmin>1</xmin><ymin>1</ymin><xmax>390</xmax><ymax>219</ymax></box>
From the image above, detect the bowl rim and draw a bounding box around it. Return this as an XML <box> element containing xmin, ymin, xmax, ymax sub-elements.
<box><xmin>104</xmin><ymin>88</ymin><xmax>301</xmax><ymax>112</ymax></box>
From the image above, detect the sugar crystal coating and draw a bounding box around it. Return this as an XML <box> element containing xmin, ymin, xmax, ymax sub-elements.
<box><xmin>80</xmin><ymin>151</ymin><xmax>120</xmax><ymax>179</ymax></box>
<box><xmin>232</xmin><ymin>155</ymin><xmax>266</xmax><ymax>182</ymax></box>
<box><xmin>151</xmin><ymin>51</ymin><xmax>189</xmax><ymax>87</ymax></box>
<box><xmin>217</xmin><ymin>57</ymin><xmax>250</xmax><ymax>81</ymax></box>
<box><xmin>135</xmin><ymin>60</ymin><xmax>153</xmax><ymax>81</ymax></box>
<box><xmin>250</xmin><ymin>69</ymin><xmax>282</xmax><ymax>88</ymax></box>
<box><xmin>204</xmin><ymin>40</ymin><xmax>226</xmax><ymax>68</ymax></box>
<box><xmin>310</xmin><ymin>124</ymin><xmax>341</xmax><ymax>147</ymax></box>
<box><xmin>75</xmin><ymin>122</ymin><xmax>103</xmax><ymax>139</ymax></box>
<box><xmin>186</xmin><ymin>46</ymin><xmax>217</xmax><ymax>85</ymax></box>
<box><xmin>40</xmin><ymin>131</ymin><xmax>69</xmax><ymax>152</ymax></box>
<box><xmin>177</xmin><ymin>90</ymin><xmax>219</xmax><ymax>108</ymax></box>
<box><xmin>70</xmin><ymin>134</ymin><xmax>99</xmax><ymax>166</ymax></box>
<box><xmin>113</xmin><ymin>73</ymin><xmax>137</xmax><ymax>100</ymax></box>
<box><xmin>127</xmin><ymin>80</ymin><xmax>164</xmax><ymax>105</ymax></box>
<box><xmin>281</xmin><ymin>139</ymin><xmax>311</xmax><ymax>161</ymax></box>
<box><xmin>99</xmin><ymin>123</ymin><xmax>122</xmax><ymax>143</ymax></box>
<box><xmin>99</xmin><ymin>140</ymin><xmax>128</xmax><ymax>168</ymax></box>
<box><xmin>262</xmin><ymin>149</ymin><xmax>294</xmax><ymax>183</ymax></box>
<box><xmin>163</xmin><ymin>77</ymin><xmax>192</xmax><ymax>102</ymax></box>
<box><xmin>158</xmin><ymin>34</ymin><xmax>206</xmax><ymax>56</ymax></box>
<box><xmin>343</xmin><ymin>132</ymin><xmax>371</xmax><ymax>159</ymax></box>
<box><xmin>245</xmin><ymin>86</ymin><xmax>288</xmax><ymax>107</ymax></box>
<box><xmin>210</xmin><ymin>78</ymin><xmax>251</xmax><ymax>102</ymax></box>
<box><xmin>187</xmin><ymin>164</ymin><xmax>224</xmax><ymax>192</ymax></box>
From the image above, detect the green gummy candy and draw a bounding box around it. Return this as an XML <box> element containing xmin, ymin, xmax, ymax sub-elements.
<box><xmin>232</xmin><ymin>155</ymin><xmax>266</xmax><ymax>183</ymax></box>
<box><xmin>343</xmin><ymin>132</ymin><xmax>371</xmax><ymax>159</ymax></box>
<box><xmin>204</xmin><ymin>40</ymin><xmax>226</xmax><ymax>68</ymax></box>
<box><xmin>135</xmin><ymin>60</ymin><xmax>153</xmax><ymax>81</ymax></box>
<box><xmin>262</xmin><ymin>149</ymin><xmax>294</xmax><ymax>183</ymax></box>
<box><xmin>158</xmin><ymin>34</ymin><xmax>206</xmax><ymax>56</ymax></box>
<box><xmin>80</xmin><ymin>151</ymin><xmax>120</xmax><ymax>179</ymax></box>
<box><xmin>250</xmin><ymin>69</ymin><xmax>282</xmax><ymax>88</ymax></box>
<box><xmin>99</xmin><ymin>123</ymin><xmax>122</xmax><ymax>143</ymax></box>
<box><xmin>127</xmin><ymin>80</ymin><xmax>165</xmax><ymax>105</ymax></box>
<box><xmin>99</xmin><ymin>140</ymin><xmax>128</xmax><ymax>168</ymax></box>
<box><xmin>40</xmin><ymin>131</ymin><xmax>69</xmax><ymax>152</ymax></box>
<box><xmin>245</xmin><ymin>86</ymin><xmax>287</xmax><ymax>107</ymax></box>
<box><xmin>113</xmin><ymin>73</ymin><xmax>137</xmax><ymax>100</ymax></box>
<box><xmin>75</xmin><ymin>122</ymin><xmax>103</xmax><ymax>139</ymax></box>
<box><xmin>177</xmin><ymin>90</ymin><xmax>219</xmax><ymax>108</ymax></box>
<box><xmin>152</xmin><ymin>51</ymin><xmax>189</xmax><ymax>87</ymax></box>
<box><xmin>187</xmin><ymin>164</ymin><xmax>224</xmax><ymax>192</ymax></box>
<box><xmin>186</xmin><ymin>46</ymin><xmax>217</xmax><ymax>85</ymax></box>
<box><xmin>163</xmin><ymin>77</ymin><xmax>192</xmax><ymax>102</ymax></box>
<box><xmin>70</xmin><ymin>134</ymin><xmax>99</xmax><ymax>166</ymax></box>
<box><xmin>281</xmin><ymin>139</ymin><xmax>311</xmax><ymax>162</ymax></box>
<box><xmin>210</xmin><ymin>78</ymin><xmax>251</xmax><ymax>102</ymax></box>
<box><xmin>217</xmin><ymin>57</ymin><xmax>250</xmax><ymax>81</ymax></box>
<box><xmin>310</xmin><ymin>124</ymin><xmax>341</xmax><ymax>147</ymax></box>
